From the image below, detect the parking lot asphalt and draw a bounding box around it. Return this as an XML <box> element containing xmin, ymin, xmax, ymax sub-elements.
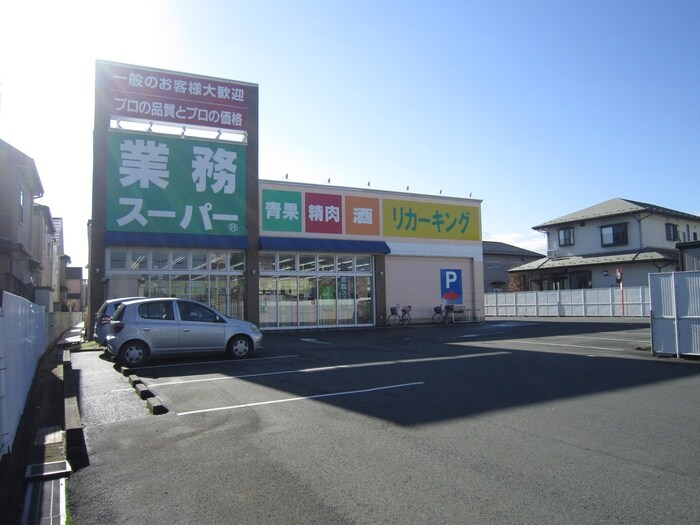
<box><xmin>65</xmin><ymin>318</ymin><xmax>700</xmax><ymax>524</ymax></box>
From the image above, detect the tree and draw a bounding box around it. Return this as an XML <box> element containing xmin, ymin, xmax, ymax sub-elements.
<box><xmin>507</xmin><ymin>273</ymin><xmax>527</xmax><ymax>292</ymax></box>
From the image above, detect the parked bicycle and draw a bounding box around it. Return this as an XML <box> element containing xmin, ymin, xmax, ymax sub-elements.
<box><xmin>388</xmin><ymin>304</ymin><xmax>411</xmax><ymax>326</ymax></box>
<box><xmin>432</xmin><ymin>304</ymin><xmax>455</xmax><ymax>325</ymax></box>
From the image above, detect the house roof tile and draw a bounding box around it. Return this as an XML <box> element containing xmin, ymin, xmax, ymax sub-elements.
<box><xmin>533</xmin><ymin>198</ymin><xmax>700</xmax><ymax>230</ymax></box>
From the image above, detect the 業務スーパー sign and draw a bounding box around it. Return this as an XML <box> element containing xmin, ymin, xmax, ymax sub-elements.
<box><xmin>106</xmin><ymin>131</ymin><xmax>247</xmax><ymax>238</ymax></box>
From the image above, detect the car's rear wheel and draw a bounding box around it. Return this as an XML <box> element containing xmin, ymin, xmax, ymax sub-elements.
<box><xmin>227</xmin><ymin>335</ymin><xmax>252</xmax><ymax>359</ymax></box>
<box><xmin>118</xmin><ymin>341</ymin><xmax>148</xmax><ymax>367</ymax></box>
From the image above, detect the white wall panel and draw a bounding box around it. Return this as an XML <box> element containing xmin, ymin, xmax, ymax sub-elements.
<box><xmin>385</xmin><ymin>255</ymin><xmax>477</xmax><ymax>322</ymax></box>
<box><xmin>386</xmin><ymin>241</ymin><xmax>483</xmax><ymax>261</ymax></box>
<box><xmin>650</xmin><ymin>272</ymin><xmax>700</xmax><ymax>356</ymax></box>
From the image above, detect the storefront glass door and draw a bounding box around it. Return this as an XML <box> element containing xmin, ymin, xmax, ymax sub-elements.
<box><xmin>278</xmin><ymin>276</ymin><xmax>298</xmax><ymax>327</ymax></box>
<box><xmin>259</xmin><ymin>276</ymin><xmax>277</xmax><ymax>328</ymax></box>
<box><xmin>257</xmin><ymin>252</ymin><xmax>374</xmax><ymax>329</ymax></box>
<box><xmin>356</xmin><ymin>275</ymin><xmax>374</xmax><ymax>325</ymax></box>
<box><xmin>318</xmin><ymin>276</ymin><xmax>337</xmax><ymax>326</ymax></box>
<box><xmin>337</xmin><ymin>276</ymin><xmax>355</xmax><ymax>325</ymax></box>
<box><xmin>298</xmin><ymin>276</ymin><xmax>317</xmax><ymax>326</ymax></box>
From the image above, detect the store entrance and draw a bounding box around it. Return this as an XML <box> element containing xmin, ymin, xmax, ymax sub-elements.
<box><xmin>258</xmin><ymin>252</ymin><xmax>374</xmax><ymax>329</ymax></box>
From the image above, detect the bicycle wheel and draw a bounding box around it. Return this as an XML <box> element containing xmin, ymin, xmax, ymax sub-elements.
<box><xmin>432</xmin><ymin>313</ymin><xmax>444</xmax><ymax>325</ymax></box>
<box><xmin>387</xmin><ymin>313</ymin><xmax>400</xmax><ymax>326</ymax></box>
<box><xmin>400</xmin><ymin>312</ymin><xmax>411</xmax><ymax>326</ymax></box>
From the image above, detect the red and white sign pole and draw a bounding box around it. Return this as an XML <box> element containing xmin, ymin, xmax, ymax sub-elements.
<box><xmin>616</xmin><ymin>267</ymin><xmax>625</xmax><ymax>316</ymax></box>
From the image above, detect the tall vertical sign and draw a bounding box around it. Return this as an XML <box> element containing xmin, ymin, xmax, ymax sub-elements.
<box><xmin>91</xmin><ymin>60</ymin><xmax>259</xmax><ymax>323</ymax></box>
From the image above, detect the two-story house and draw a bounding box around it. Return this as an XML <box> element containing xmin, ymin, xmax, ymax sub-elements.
<box><xmin>509</xmin><ymin>198</ymin><xmax>700</xmax><ymax>290</ymax></box>
<box><xmin>65</xmin><ymin>266</ymin><xmax>85</xmax><ymax>312</ymax></box>
<box><xmin>0</xmin><ymin>139</ymin><xmax>71</xmax><ymax>310</ymax></box>
<box><xmin>482</xmin><ymin>241</ymin><xmax>543</xmax><ymax>293</ymax></box>
<box><xmin>0</xmin><ymin>139</ymin><xmax>45</xmax><ymax>304</ymax></box>
<box><xmin>678</xmin><ymin>240</ymin><xmax>700</xmax><ymax>271</ymax></box>
<box><xmin>52</xmin><ymin>218</ymin><xmax>71</xmax><ymax>311</ymax></box>
<box><xmin>31</xmin><ymin>204</ymin><xmax>57</xmax><ymax>308</ymax></box>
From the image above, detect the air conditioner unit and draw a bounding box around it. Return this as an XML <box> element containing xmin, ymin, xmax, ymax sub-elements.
<box><xmin>546</xmin><ymin>249</ymin><xmax>557</xmax><ymax>259</ymax></box>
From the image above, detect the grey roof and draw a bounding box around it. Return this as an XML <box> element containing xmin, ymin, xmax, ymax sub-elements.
<box><xmin>533</xmin><ymin>198</ymin><xmax>700</xmax><ymax>230</ymax></box>
<box><xmin>509</xmin><ymin>249</ymin><xmax>677</xmax><ymax>272</ymax></box>
<box><xmin>0</xmin><ymin>138</ymin><xmax>44</xmax><ymax>197</ymax></box>
<box><xmin>482</xmin><ymin>241</ymin><xmax>543</xmax><ymax>258</ymax></box>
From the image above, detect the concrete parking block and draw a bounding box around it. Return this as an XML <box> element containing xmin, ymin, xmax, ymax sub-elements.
<box><xmin>146</xmin><ymin>397</ymin><xmax>168</xmax><ymax>415</ymax></box>
<box><xmin>135</xmin><ymin>383</ymin><xmax>153</xmax><ymax>399</ymax></box>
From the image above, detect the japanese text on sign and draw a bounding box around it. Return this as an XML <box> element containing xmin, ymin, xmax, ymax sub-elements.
<box><xmin>382</xmin><ymin>199</ymin><xmax>481</xmax><ymax>240</ymax></box>
<box><xmin>305</xmin><ymin>193</ymin><xmax>343</xmax><ymax>234</ymax></box>
<box><xmin>100</xmin><ymin>62</ymin><xmax>249</xmax><ymax>131</ymax></box>
<box><xmin>261</xmin><ymin>190</ymin><xmax>303</xmax><ymax>232</ymax></box>
<box><xmin>124</xmin><ymin>72</ymin><xmax>245</xmax><ymax>102</ymax></box>
<box><xmin>345</xmin><ymin>196</ymin><xmax>380</xmax><ymax>236</ymax></box>
<box><xmin>392</xmin><ymin>207</ymin><xmax>469</xmax><ymax>233</ymax></box>
<box><xmin>107</xmin><ymin>131</ymin><xmax>247</xmax><ymax>237</ymax></box>
<box><xmin>113</xmin><ymin>96</ymin><xmax>244</xmax><ymax>128</ymax></box>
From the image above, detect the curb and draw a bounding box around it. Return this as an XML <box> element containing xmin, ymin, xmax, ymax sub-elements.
<box><xmin>61</xmin><ymin>345</ymin><xmax>170</xmax><ymax>475</ymax></box>
<box><xmin>19</xmin><ymin>326</ymin><xmax>83</xmax><ymax>525</ymax></box>
<box><xmin>120</xmin><ymin>367</ymin><xmax>169</xmax><ymax>415</ymax></box>
<box><xmin>22</xmin><ymin>331</ymin><xmax>169</xmax><ymax>524</ymax></box>
<box><xmin>63</xmin><ymin>350</ymin><xmax>89</xmax><ymax>471</ymax></box>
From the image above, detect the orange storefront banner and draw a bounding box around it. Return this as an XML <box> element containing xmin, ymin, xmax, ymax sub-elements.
<box><xmin>345</xmin><ymin>196</ymin><xmax>380</xmax><ymax>236</ymax></box>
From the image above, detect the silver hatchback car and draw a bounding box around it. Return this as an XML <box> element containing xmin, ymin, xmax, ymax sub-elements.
<box><xmin>93</xmin><ymin>296</ymin><xmax>145</xmax><ymax>345</ymax></box>
<box><xmin>106</xmin><ymin>298</ymin><xmax>263</xmax><ymax>366</ymax></box>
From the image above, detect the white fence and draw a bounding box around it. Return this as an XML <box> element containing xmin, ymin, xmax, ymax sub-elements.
<box><xmin>649</xmin><ymin>272</ymin><xmax>700</xmax><ymax>357</ymax></box>
<box><xmin>484</xmin><ymin>286</ymin><xmax>651</xmax><ymax>318</ymax></box>
<box><xmin>0</xmin><ymin>292</ymin><xmax>82</xmax><ymax>457</ymax></box>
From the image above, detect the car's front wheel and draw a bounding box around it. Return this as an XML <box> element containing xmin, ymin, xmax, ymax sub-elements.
<box><xmin>227</xmin><ymin>335</ymin><xmax>252</xmax><ymax>359</ymax></box>
<box><xmin>118</xmin><ymin>341</ymin><xmax>148</xmax><ymax>367</ymax></box>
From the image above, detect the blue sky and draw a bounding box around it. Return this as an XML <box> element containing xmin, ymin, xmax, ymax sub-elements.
<box><xmin>1</xmin><ymin>0</ymin><xmax>698</xmax><ymax>268</ymax></box>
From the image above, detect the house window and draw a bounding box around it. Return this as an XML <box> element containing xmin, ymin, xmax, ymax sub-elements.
<box><xmin>569</xmin><ymin>270</ymin><xmax>592</xmax><ymax>289</ymax></box>
<box><xmin>558</xmin><ymin>227</ymin><xmax>574</xmax><ymax>246</ymax></box>
<box><xmin>486</xmin><ymin>261</ymin><xmax>500</xmax><ymax>269</ymax></box>
<box><xmin>665</xmin><ymin>223</ymin><xmax>679</xmax><ymax>241</ymax></box>
<box><xmin>601</xmin><ymin>223</ymin><xmax>628</xmax><ymax>247</ymax></box>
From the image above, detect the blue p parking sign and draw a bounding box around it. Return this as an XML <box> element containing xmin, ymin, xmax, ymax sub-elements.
<box><xmin>440</xmin><ymin>269</ymin><xmax>463</xmax><ymax>304</ymax></box>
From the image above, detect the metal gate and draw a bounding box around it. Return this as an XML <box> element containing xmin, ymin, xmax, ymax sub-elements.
<box><xmin>649</xmin><ymin>271</ymin><xmax>700</xmax><ymax>357</ymax></box>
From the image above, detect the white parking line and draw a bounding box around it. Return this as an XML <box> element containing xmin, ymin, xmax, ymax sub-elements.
<box><xmin>462</xmin><ymin>332</ymin><xmax>505</xmax><ymax>338</ymax></box>
<box><xmin>300</xmin><ymin>338</ymin><xmax>331</xmax><ymax>345</ymax></box>
<box><xmin>133</xmin><ymin>354</ymin><xmax>299</xmax><ymax>371</ymax></box>
<box><xmin>110</xmin><ymin>354</ymin><xmax>302</xmax><ymax>393</ymax></box>
<box><xmin>495</xmin><ymin>339</ymin><xmax>628</xmax><ymax>352</ymax></box>
<box><xmin>487</xmin><ymin>322</ymin><xmax>537</xmax><ymax>328</ymax></box>
<box><xmin>177</xmin><ymin>382</ymin><xmax>425</xmax><ymax>416</ymax></box>
<box><xmin>148</xmin><ymin>351</ymin><xmax>509</xmax><ymax>388</ymax></box>
<box><xmin>567</xmin><ymin>334</ymin><xmax>649</xmax><ymax>344</ymax></box>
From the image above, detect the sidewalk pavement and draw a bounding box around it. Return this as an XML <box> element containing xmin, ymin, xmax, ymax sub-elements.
<box><xmin>18</xmin><ymin>322</ymin><xmax>86</xmax><ymax>525</ymax></box>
